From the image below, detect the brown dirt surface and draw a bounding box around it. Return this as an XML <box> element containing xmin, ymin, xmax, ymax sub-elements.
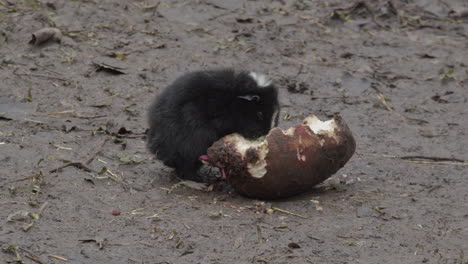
<box><xmin>1</xmin><ymin>0</ymin><xmax>467</xmax><ymax>263</ymax></box>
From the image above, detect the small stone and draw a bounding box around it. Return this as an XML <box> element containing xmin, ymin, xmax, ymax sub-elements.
<box><xmin>111</xmin><ymin>209</ymin><xmax>121</xmax><ymax>216</ymax></box>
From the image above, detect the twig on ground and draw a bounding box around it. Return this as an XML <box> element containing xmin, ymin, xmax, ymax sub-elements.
<box><xmin>38</xmin><ymin>202</ymin><xmax>49</xmax><ymax>216</ymax></box>
<box><xmin>376</xmin><ymin>94</ymin><xmax>407</xmax><ymax>121</ymax></box>
<box><xmin>33</xmin><ymin>110</ymin><xmax>75</xmax><ymax>117</ymax></box>
<box><xmin>399</xmin><ymin>156</ymin><xmax>464</xmax><ymax>163</ymax></box>
<box><xmin>311</xmin><ymin>96</ymin><xmax>360</xmax><ymax>100</ymax></box>
<box><xmin>19</xmin><ymin>248</ymin><xmax>46</xmax><ymax>264</ymax></box>
<box><xmin>71</xmin><ymin>113</ymin><xmax>107</xmax><ymax>119</ymax></box>
<box><xmin>49</xmin><ymin>138</ymin><xmax>109</xmax><ymax>173</ymax></box>
<box><xmin>50</xmin><ymin>161</ymin><xmax>95</xmax><ymax>173</ymax></box>
<box><xmin>362</xmin><ymin>153</ymin><xmax>467</xmax><ymax>166</ymax></box>
<box><xmin>272</xmin><ymin>207</ymin><xmax>309</xmax><ymax>219</ymax></box>
<box><xmin>16</xmin><ymin>72</ymin><xmax>69</xmax><ymax>82</ymax></box>
<box><xmin>48</xmin><ymin>254</ymin><xmax>68</xmax><ymax>261</ymax></box>
<box><xmin>85</xmin><ymin>138</ymin><xmax>110</xmax><ymax>165</ymax></box>
<box><xmin>13</xmin><ymin>175</ymin><xmax>35</xmax><ymax>182</ymax></box>
<box><xmin>24</xmin><ymin>254</ymin><xmax>46</xmax><ymax>264</ymax></box>
<box><xmin>332</xmin><ymin>1</ymin><xmax>386</xmax><ymax>29</ymax></box>
<box><xmin>256</xmin><ymin>225</ymin><xmax>264</xmax><ymax>244</ymax></box>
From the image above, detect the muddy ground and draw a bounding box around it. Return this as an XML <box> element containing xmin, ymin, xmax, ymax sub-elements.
<box><xmin>0</xmin><ymin>0</ymin><xmax>467</xmax><ymax>263</ymax></box>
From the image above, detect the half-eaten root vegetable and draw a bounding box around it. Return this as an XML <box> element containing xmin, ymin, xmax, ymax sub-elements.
<box><xmin>206</xmin><ymin>114</ymin><xmax>356</xmax><ymax>199</ymax></box>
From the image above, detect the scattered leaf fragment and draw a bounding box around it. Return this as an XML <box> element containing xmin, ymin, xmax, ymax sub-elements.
<box><xmin>177</xmin><ymin>181</ymin><xmax>209</xmax><ymax>191</ymax></box>
<box><xmin>93</xmin><ymin>62</ymin><xmax>126</xmax><ymax>75</ymax></box>
<box><xmin>116</xmin><ymin>153</ymin><xmax>141</xmax><ymax>165</ymax></box>
<box><xmin>187</xmin><ymin>27</ymin><xmax>212</xmax><ymax>37</ymax></box>
<box><xmin>180</xmin><ymin>244</ymin><xmax>194</xmax><ymax>256</ymax></box>
<box><xmin>27</xmin><ymin>88</ymin><xmax>33</xmax><ymax>102</ymax></box>
<box><xmin>3</xmin><ymin>245</ymin><xmax>21</xmax><ymax>262</ymax></box>
<box><xmin>235</xmin><ymin>18</ymin><xmax>255</xmax><ymax>23</ymax></box>
<box><xmin>22</xmin><ymin>222</ymin><xmax>35</xmax><ymax>231</ymax></box>
<box><xmin>98</xmin><ymin>167</ymin><xmax>108</xmax><ymax>175</ymax></box>
<box><xmin>208</xmin><ymin>210</ymin><xmax>224</xmax><ymax>219</ymax></box>
<box><xmin>273</xmin><ymin>226</ymin><xmax>288</xmax><ymax>230</ymax></box>
<box><xmin>29</xmin><ymin>27</ymin><xmax>62</xmax><ymax>45</ymax></box>
<box><xmin>340</xmin><ymin>52</ymin><xmax>354</xmax><ymax>59</ymax></box>
<box><xmin>30</xmin><ymin>183</ymin><xmax>40</xmax><ymax>194</ymax></box>
<box><xmin>117</xmin><ymin>127</ymin><xmax>132</xmax><ymax>135</ymax></box>
<box><xmin>416</xmin><ymin>53</ymin><xmax>436</xmax><ymax>59</ymax></box>
<box><xmin>7</xmin><ymin>210</ymin><xmax>32</xmax><ymax>222</ymax></box>
<box><xmin>107</xmin><ymin>52</ymin><xmax>129</xmax><ymax>60</ymax></box>
<box><xmin>38</xmin><ymin>202</ymin><xmax>48</xmax><ymax>216</ymax></box>
<box><xmin>154</xmin><ymin>43</ymin><xmax>166</xmax><ymax>49</ymax></box>
<box><xmin>79</xmin><ymin>237</ymin><xmax>106</xmax><ymax>249</ymax></box>
<box><xmin>288</xmin><ymin>242</ymin><xmax>301</xmax><ymax>249</ymax></box>
<box><xmin>439</xmin><ymin>68</ymin><xmax>455</xmax><ymax>81</ymax></box>
<box><xmin>29</xmin><ymin>213</ymin><xmax>40</xmax><ymax>220</ymax></box>
<box><xmin>139</xmin><ymin>2</ymin><xmax>160</xmax><ymax>11</ymax></box>
<box><xmin>233</xmin><ymin>235</ymin><xmax>243</xmax><ymax>249</ymax></box>
<box><xmin>315</xmin><ymin>205</ymin><xmax>324</xmax><ymax>212</ymax></box>
<box><xmin>83</xmin><ymin>176</ymin><xmax>95</xmax><ymax>184</ymax></box>
<box><xmin>374</xmin><ymin>206</ymin><xmax>386</xmax><ymax>214</ymax></box>
<box><xmin>448</xmin><ymin>8</ymin><xmax>468</xmax><ymax>19</ymax></box>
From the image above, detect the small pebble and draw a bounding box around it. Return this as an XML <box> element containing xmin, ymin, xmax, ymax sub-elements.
<box><xmin>111</xmin><ymin>209</ymin><xmax>121</xmax><ymax>216</ymax></box>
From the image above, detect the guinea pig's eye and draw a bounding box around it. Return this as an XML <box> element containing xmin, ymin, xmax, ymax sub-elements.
<box><xmin>256</xmin><ymin>112</ymin><xmax>264</xmax><ymax>120</ymax></box>
<box><xmin>238</xmin><ymin>95</ymin><xmax>261</xmax><ymax>102</ymax></box>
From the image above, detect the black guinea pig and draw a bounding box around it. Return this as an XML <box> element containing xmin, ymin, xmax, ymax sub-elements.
<box><xmin>147</xmin><ymin>68</ymin><xmax>280</xmax><ymax>182</ymax></box>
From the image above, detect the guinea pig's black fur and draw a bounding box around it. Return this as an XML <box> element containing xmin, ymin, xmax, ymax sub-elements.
<box><xmin>147</xmin><ymin>68</ymin><xmax>280</xmax><ymax>182</ymax></box>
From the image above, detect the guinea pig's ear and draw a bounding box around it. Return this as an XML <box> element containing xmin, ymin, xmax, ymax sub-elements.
<box><xmin>237</xmin><ymin>94</ymin><xmax>260</xmax><ymax>102</ymax></box>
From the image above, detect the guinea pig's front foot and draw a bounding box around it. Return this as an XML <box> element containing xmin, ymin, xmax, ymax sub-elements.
<box><xmin>199</xmin><ymin>155</ymin><xmax>227</xmax><ymax>179</ymax></box>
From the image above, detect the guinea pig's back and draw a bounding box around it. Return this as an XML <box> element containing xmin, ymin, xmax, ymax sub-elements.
<box><xmin>146</xmin><ymin>68</ymin><xmax>242</xmax><ymax>155</ymax></box>
<box><xmin>146</xmin><ymin>71</ymin><xmax>214</xmax><ymax>157</ymax></box>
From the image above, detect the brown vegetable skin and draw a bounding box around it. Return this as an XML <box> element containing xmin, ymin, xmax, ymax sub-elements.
<box><xmin>207</xmin><ymin>115</ymin><xmax>356</xmax><ymax>199</ymax></box>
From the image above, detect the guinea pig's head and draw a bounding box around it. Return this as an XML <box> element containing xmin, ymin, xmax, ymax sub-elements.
<box><xmin>232</xmin><ymin>71</ymin><xmax>280</xmax><ymax>139</ymax></box>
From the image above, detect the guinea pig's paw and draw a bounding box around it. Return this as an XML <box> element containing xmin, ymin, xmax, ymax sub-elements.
<box><xmin>199</xmin><ymin>155</ymin><xmax>228</xmax><ymax>179</ymax></box>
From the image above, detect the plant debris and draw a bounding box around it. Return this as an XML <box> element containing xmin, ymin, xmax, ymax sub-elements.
<box><xmin>235</xmin><ymin>18</ymin><xmax>255</xmax><ymax>23</ymax></box>
<box><xmin>79</xmin><ymin>237</ymin><xmax>106</xmax><ymax>249</ymax></box>
<box><xmin>272</xmin><ymin>207</ymin><xmax>309</xmax><ymax>219</ymax></box>
<box><xmin>168</xmin><ymin>181</ymin><xmax>210</xmax><ymax>192</ymax></box>
<box><xmin>29</xmin><ymin>27</ymin><xmax>62</xmax><ymax>45</ymax></box>
<box><xmin>93</xmin><ymin>62</ymin><xmax>126</xmax><ymax>75</ymax></box>
<box><xmin>107</xmin><ymin>52</ymin><xmax>129</xmax><ymax>60</ymax></box>
<box><xmin>288</xmin><ymin>242</ymin><xmax>301</xmax><ymax>249</ymax></box>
